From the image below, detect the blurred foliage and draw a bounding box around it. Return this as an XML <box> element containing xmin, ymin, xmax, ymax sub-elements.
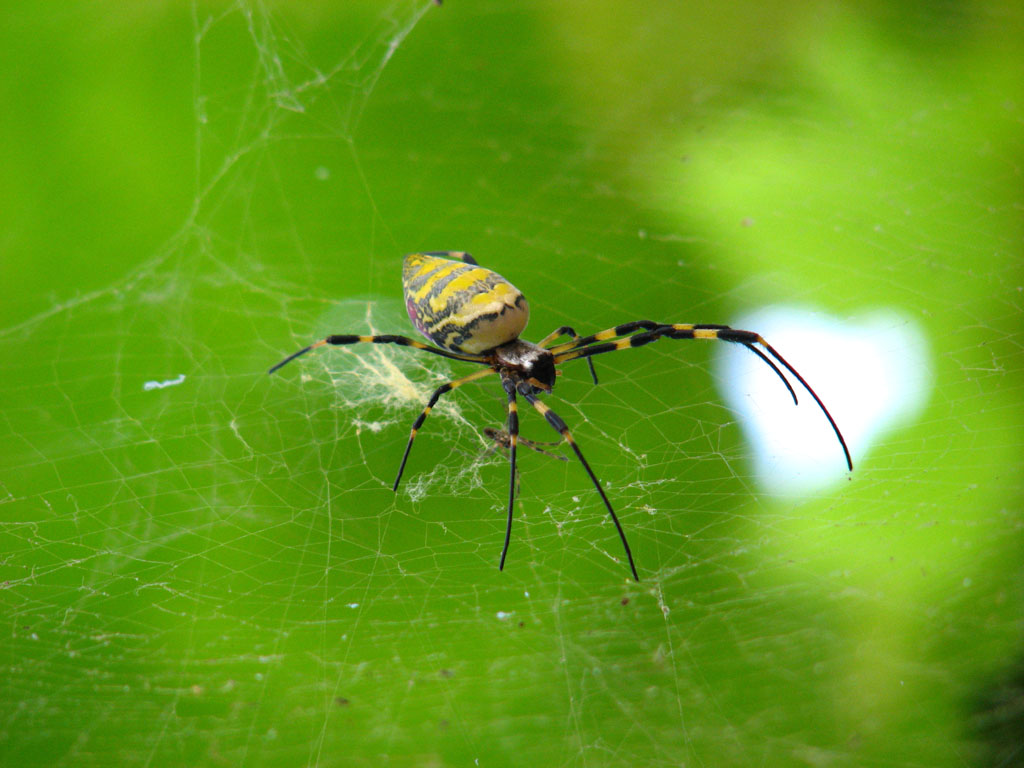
<box><xmin>1</xmin><ymin>1</ymin><xmax>1021</xmax><ymax>766</ymax></box>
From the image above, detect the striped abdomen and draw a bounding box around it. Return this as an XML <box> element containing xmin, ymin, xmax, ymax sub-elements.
<box><xmin>402</xmin><ymin>253</ymin><xmax>529</xmax><ymax>355</ymax></box>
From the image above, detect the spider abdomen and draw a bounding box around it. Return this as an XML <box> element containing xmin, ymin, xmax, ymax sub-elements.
<box><xmin>402</xmin><ymin>252</ymin><xmax>529</xmax><ymax>355</ymax></box>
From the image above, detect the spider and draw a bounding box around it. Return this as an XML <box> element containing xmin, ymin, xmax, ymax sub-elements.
<box><xmin>481</xmin><ymin>426</ymin><xmax>569</xmax><ymax>499</ymax></box>
<box><xmin>269</xmin><ymin>251</ymin><xmax>852</xmax><ymax>581</ymax></box>
<box><xmin>482</xmin><ymin>427</ymin><xmax>568</xmax><ymax>463</ymax></box>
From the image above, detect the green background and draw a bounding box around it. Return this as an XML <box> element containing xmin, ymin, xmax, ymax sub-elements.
<box><xmin>2</xmin><ymin>1</ymin><xmax>1022</xmax><ymax>766</ymax></box>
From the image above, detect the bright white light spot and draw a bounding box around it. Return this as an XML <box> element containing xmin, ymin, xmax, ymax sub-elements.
<box><xmin>716</xmin><ymin>306</ymin><xmax>929</xmax><ymax>495</ymax></box>
<box><xmin>142</xmin><ymin>373</ymin><xmax>186</xmax><ymax>391</ymax></box>
<box><xmin>496</xmin><ymin>611</ymin><xmax>514</xmax><ymax>620</ymax></box>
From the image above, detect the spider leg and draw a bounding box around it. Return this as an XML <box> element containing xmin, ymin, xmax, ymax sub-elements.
<box><xmin>666</xmin><ymin>325</ymin><xmax>849</xmax><ymax>469</ymax></box>
<box><xmin>268</xmin><ymin>333</ymin><xmax>487</xmax><ymax>375</ymax></box>
<box><xmin>553</xmin><ymin>323</ymin><xmax>852</xmax><ymax>471</ymax></box>
<box><xmin>517</xmin><ymin>383</ymin><xmax>640</xmax><ymax>582</ymax></box>
<box><xmin>737</xmin><ymin>344</ymin><xmax>798</xmax><ymax>405</ymax></box>
<box><xmin>547</xmin><ymin>320</ymin><xmax>664</xmax><ymax>355</ymax></box>
<box><xmin>753</xmin><ymin>336</ymin><xmax>851</xmax><ymax>469</ymax></box>
<box><xmin>499</xmin><ymin>375</ymin><xmax>519</xmax><ymax>571</ymax></box>
<box><xmin>519</xmin><ymin>438</ymin><xmax>568</xmax><ymax>461</ymax></box>
<box><xmin>552</xmin><ymin>325</ymin><xmax>796</xmax><ymax>404</ymax></box>
<box><xmin>536</xmin><ymin>326</ymin><xmax>599</xmax><ymax>385</ymax></box>
<box><xmin>393</xmin><ymin>367</ymin><xmax>498</xmax><ymax>491</ymax></box>
<box><xmin>483</xmin><ymin>427</ymin><xmax>568</xmax><ymax>461</ymax></box>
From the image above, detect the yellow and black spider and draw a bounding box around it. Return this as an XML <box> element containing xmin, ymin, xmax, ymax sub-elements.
<box><xmin>269</xmin><ymin>251</ymin><xmax>852</xmax><ymax>581</ymax></box>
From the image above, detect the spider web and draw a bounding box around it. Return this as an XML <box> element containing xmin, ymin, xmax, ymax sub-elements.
<box><xmin>2</xmin><ymin>2</ymin><xmax>1022</xmax><ymax>766</ymax></box>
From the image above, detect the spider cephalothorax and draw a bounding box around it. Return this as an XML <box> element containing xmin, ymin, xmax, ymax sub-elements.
<box><xmin>270</xmin><ymin>251</ymin><xmax>852</xmax><ymax>581</ymax></box>
<box><xmin>491</xmin><ymin>339</ymin><xmax>556</xmax><ymax>393</ymax></box>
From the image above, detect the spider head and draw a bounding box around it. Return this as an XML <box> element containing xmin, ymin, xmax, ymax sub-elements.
<box><xmin>493</xmin><ymin>339</ymin><xmax>556</xmax><ymax>393</ymax></box>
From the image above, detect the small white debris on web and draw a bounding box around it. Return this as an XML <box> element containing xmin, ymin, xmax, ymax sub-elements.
<box><xmin>656</xmin><ymin>585</ymin><xmax>670</xmax><ymax>618</ymax></box>
<box><xmin>143</xmin><ymin>373</ymin><xmax>186</xmax><ymax>391</ymax></box>
<box><xmin>496</xmin><ymin>611</ymin><xmax>514</xmax><ymax>620</ymax></box>
<box><xmin>353</xmin><ymin>420</ymin><xmax>385</xmax><ymax>434</ymax></box>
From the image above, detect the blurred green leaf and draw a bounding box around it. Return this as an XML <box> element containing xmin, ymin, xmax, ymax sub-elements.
<box><xmin>1</xmin><ymin>2</ymin><xmax>1021</xmax><ymax>766</ymax></box>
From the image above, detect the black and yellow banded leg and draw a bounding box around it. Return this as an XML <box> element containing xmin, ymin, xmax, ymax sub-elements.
<box><xmin>655</xmin><ymin>325</ymin><xmax>849</xmax><ymax>467</ymax></box>
<box><xmin>499</xmin><ymin>375</ymin><xmax>519</xmax><ymax>571</ymax></box>
<box><xmin>420</xmin><ymin>251</ymin><xmax>478</xmax><ymax>266</ymax></box>
<box><xmin>555</xmin><ymin>323</ymin><xmax>797</xmax><ymax>406</ymax></box>
<box><xmin>268</xmin><ymin>333</ymin><xmax>488</xmax><ymax>375</ymax></box>
<box><xmin>546</xmin><ymin>320</ymin><xmax>664</xmax><ymax>355</ymax></box>
<box><xmin>517</xmin><ymin>383</ymin><xmax>640</xmax><ymax>582</ymax></box>
<box><xmin>551</xmin><ymin>324</ymin><xmax>795</xmax><ymax>403</ymax></box>
<box><xmin>536</xmin><ymin>326</ymin><xmax>598</xmax><ymax>384</ymax></box>
<box><xmin>393</xmin><ymin>366</ymin><xmax>498</xmax><ymax>491</ymax></box>
<box><xmin>553</xmin><ymin>323</ymin><xmax>852</xmax><ymax>471</ymax></box>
